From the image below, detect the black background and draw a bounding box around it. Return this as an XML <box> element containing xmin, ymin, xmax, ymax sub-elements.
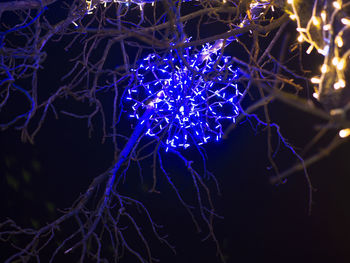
<box><xmin>1</xmin><ymin>1</ymin><xmax>350</xmax><ymax>263</ymax></box>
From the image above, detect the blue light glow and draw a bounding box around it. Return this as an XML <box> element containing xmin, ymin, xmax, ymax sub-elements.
<box><xmin>125</xmin><ymin>40</ymin><xmax>241</xmax><ymax>151</ymax></box>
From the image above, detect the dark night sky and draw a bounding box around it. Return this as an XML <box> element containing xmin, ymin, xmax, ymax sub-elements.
<box><xmin>1</xmin><ymin>2</ymin><xmax>350</xmax><ymax>263</ymax></box>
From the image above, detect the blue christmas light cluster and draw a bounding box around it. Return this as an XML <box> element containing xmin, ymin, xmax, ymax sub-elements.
<box><xmin>125</xmin><ymin>41</ymin><xmax>241</xmax><ymax>151</ymax></box>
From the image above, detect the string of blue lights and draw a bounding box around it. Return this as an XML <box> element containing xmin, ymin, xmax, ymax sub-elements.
<box><xmin>125</xmin><ymin>41</ymin><xmax>242</xmax><ymax>151</ymax></box>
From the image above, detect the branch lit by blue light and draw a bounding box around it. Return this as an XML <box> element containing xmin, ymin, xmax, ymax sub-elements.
<box><xmin>125</xmin><ymin>40</ymin><xmax>242</xmax><ymax>151</ymax></box>
<box><xmin>85</xmin><ymin>0</ymin><xmax>199</xmax><ymax>14</ymax></box>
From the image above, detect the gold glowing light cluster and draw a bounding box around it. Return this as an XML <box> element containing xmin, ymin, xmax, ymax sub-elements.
<box><xmin>287</xmin><ymin>0</ymin><xmax>349</xmax><ymax>99</ymax></box>
<box><xmin>287</xmin><ymin>0</ymin><xmax>350</xmax><ymax>138</ymax></box>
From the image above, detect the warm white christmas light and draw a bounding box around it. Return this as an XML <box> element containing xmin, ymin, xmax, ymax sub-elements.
<box><xmin>333</xmin><ymin>1</ymin><xmax>341</xmax><ymax>9</ymax></box>
<box><xmin>341</xmin><ymin>18</ymin><xmax>350</xmax><ymax>26</ymax></box>
<box><xmin>337</xmin><ymin>59</ymin><xmax>345</xmax><ymax>70</ymax></box>
<box><xmin>311</xmin><ymin>77</ymin><xmax>321</xmax><ymax>84</ymax></box>
<box><xmin>339</xmin><ymin>128</ymin><xmax>350</xmax><ymax>138</ymax></box>
<box><xmin>335</xmin><ymin>36</ymin><xmax>343</xmax><ymax>48</ymax></box>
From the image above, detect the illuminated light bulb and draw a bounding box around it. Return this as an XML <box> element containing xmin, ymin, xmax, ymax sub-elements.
<box><xmin>297</xmin><ymin>34</ymin><xmax>304</xmax><ymax>42</ymax></box>
<box><xmin>306</xmin><ymin>44</ymin><xmax>314</xmax><ymax>54</ymax></box>
<box><xmin>317</xmin><ymin>45</ymin><xmax>329</xmax><ymax>56</ymax></box>
<box><xmin>324</xmin><ymin>45</ymin><xmax>329</xmax><ymax>54</ymax></box>
<box><xmin>339</xmin><ymin>128</ymin><xmax>350</xmax><ymax>138</ymax></box>
<box><xmin>335</xmin><ymin>36</ymin><xmax>343</xmax><ymax>47</ymax></box>
<box><xmin>321</xmin><ymin>64</ymin><xmax>328</xmax><ymax>73</ymax></box>
<box><xmin>317</xmin><ymin>49</ymin><xmax>326</xmax><ymax>56</ymax></box>
<box><xmin>313</xmin><ymin>92</ymin><xmax>319</xmax><ymax>99</ymax></box>
<box><xmin>321</xmin><ymin>11</ymin><xmax>326</xmax><ymax>22</ymax></box>
<box><xmin>312</xmin><ymin>16</ymin><xmax>320</xmax><ymax>26</ymax></box>
<box><xmin>332</xmin><ymin>57</ymin><xmax>339</xmax><ymax>65</ymax></box>
<box><xmin>341</xmin><ymin>18</ymin><xmax>350</xmax><ymax>26</ymax></box>
<box><xmin>311</xmin><ymin>77</ymin><xmax>321</xmax><ymax>84</ymax></box>
<box><xmin>287</xmin><ymin>0</ymin><xmax>293</xmax><ymax>4</ymax></box>
<box><xmin>86</xmin><ymin>0</ymin><xmax>92</xmax><ymax>10</ymax></box>
<box><xmin>334</xmin><ymin>80</ymin><xmax>345</xmax><ymax>90</ymax></box>
<box><xmin>290</xmin><ymin>14</ymin><xmax>297</xmax><ymax>20</ymax></box>
<box><xmin>334</xmin><ymin>82</ymin><xmax>341</xmax><ymax>89</ymax></box>
<box><xmin>323</xmin><ymin>24</ymin><xmax>331</xmax><ymax>31</ymax></box>
<box><xmin>333</xmin><ymin>1</ymin><xmax>341</xmax><ymax>9</ymax></box>
<box><xmin>296</xmin><ymin>28</ymin><xmax>306</xmax><ymax>32</ymax></box>
<box><xmin>223</xmin><ymin>0</ymin><xmax>226</xmax><ymax>3</ymax></box>
<box><xmin>337</xmin><ymin>59</ymin><xmax>345</xmax><ymax>70</ymax></box>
